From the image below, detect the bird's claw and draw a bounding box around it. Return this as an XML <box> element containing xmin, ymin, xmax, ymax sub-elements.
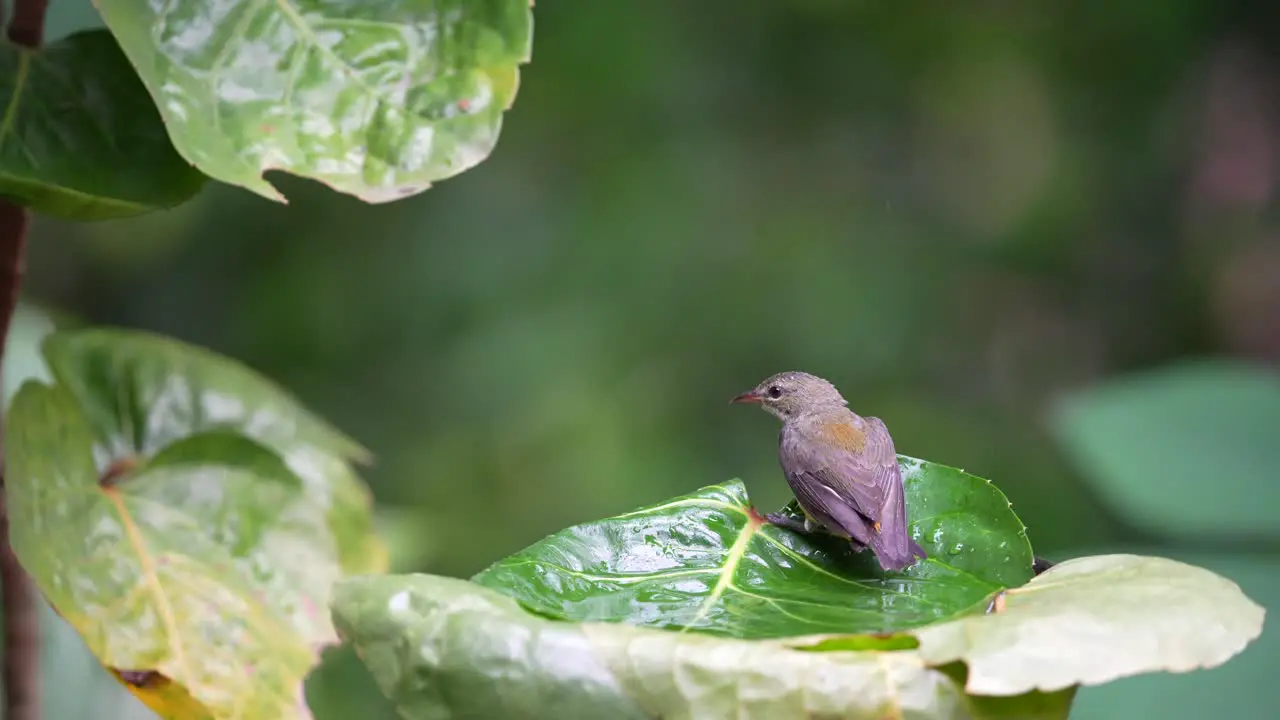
<box><xmin>762</xmin><ymin>512</ymin><xmax>811</xmax><ymax>534</ymax></box>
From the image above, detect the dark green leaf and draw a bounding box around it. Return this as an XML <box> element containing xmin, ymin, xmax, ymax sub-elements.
<box><xmin>0</xmin><ymin>31</ymin><xmax>205</xmax><ymax>220</ymax></box>
<box><xmin>1050</xmin><ymin>360</ymin><xmax>1280</xmax><ymax>537</ymax></box>
<box><xmin>913</xmin><ymin>554</ymin><xmax>1265</xmax><ymax>695</ymax></box>
<box><xmin>332</xmin><ymin>573</ymin><xmax>1076</xmax><ymax>720</ymax></box>
<box><xmin>95</xmin><ymin>0</ymin><xmax>534</xmax><ymax>203</ymax></box>
<box><xmin>5</xmin><ymin>329</ymin><xmax>386</xmax><ymax>719</ymax></box>
<box><xmin>473</xmin><ymin>459</ymin><xmax>1035</xmax><ymax>639</ymax></box>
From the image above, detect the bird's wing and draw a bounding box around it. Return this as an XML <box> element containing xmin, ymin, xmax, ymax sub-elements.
<box><xmin>779</xmin><ymin>414</ymin><xmax>897</xmax><ymax>525</ymax></box>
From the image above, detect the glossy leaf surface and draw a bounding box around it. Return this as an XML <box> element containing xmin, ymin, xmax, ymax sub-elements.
<box><xmin>1051</xmin><ymin>360</ymin><xmax>1280</xmax><ymax>537</ymax></box>
<box><xmin>914</xmin><ymin>553</ymin><xmax>1265</xmax><ymax>695</ymax></box>
<box><xmin>95</xmin><ymin>0</ymin><xmax>534</xmax><ymax>203</ymax></box>
<box><xmin>336</xmin><ymin>481</ymin><xmax>1263</xmax><ymax>718</ymax></box>
<box><xmin>6</xmin><ymin>329</ymin><xmax>386</xmax><ymax>719</ymax></box>
<box><xmin>473</xmin><ymin>458</ymin><xmax>1036</xmax><ymax>638</ymax></box>
<box><xmin>332</xmin><ymin>573</ymin><xmax>1076</xmax><ymax>720</ymax></box>
<box><xmin>0</xmin><ymin>31</ymin><xmax>205</xmax><ymax>219</ymax></box>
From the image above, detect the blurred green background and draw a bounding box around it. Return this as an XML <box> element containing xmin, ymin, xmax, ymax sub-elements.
<box><xmin>9</xmin><ymin>1</ymin><xmax>1278</xmax><ymax>718</ymax></box>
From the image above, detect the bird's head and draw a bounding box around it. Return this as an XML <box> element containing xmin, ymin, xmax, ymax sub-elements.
<box><xmin>731</xmin><ymin>371</ymin><xmax>847</xmax><ymax>421</ymax></box>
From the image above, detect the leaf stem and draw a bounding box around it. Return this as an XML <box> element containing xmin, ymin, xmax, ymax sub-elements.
<box><xmin>0</xmin><ymin>3</ymin><xmax>48</xmax><ymax>719</ymax></box>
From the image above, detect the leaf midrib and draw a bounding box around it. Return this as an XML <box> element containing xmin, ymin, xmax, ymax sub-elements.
<box><xmin>103</xmin><ymin>487</ymin><xmax>192</xmax><ymax>683</ymax></box>
<box><xmin>680</xmin><ymin>513</ymin><xmax>763</xmax><ymax>631</ymax></box>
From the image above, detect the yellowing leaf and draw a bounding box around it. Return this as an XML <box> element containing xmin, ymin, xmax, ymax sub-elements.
<box><xmin>6</xmin><ymin>330</ymin><xmax>386</xmax><ymax>719</ymax></box>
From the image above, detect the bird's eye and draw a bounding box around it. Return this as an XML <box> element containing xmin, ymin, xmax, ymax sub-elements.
<box><xmin>767</xmin><ymin>385</ymin><xmax>783</xmax><ymax>399</ymax></box>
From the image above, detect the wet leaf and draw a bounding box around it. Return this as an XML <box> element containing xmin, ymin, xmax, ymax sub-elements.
<box><xmin>0</xmin><ymin>30</ymin><xmax>206</xmax><ymax>219</ymax></box>
<box><xmin>473</xmin><ymin>459</ymin><xmax>1036</xmax><ymax>638</ymax></box>
<box><xmin>913</xmin><ymin>554</ymin><xmax>1265</xmax><ymax>695</ymax></box>
<box><xmin>95</xmin><ymin>0</ymin><xmax>534</xmax><ymax>203</ymax></box>
<box><xmin>332</xmin><ymin>573</ymin><xmax>1077</xmax><ymax>720</ymax></box>
<box><xmin>5</xmin><ymin>329</ymin><xmax>386</xmax><ymax>719</ymax></box>
<box><xmin>1050</xmin><ymin>359</ymin><xmax>1280</xmax><ymax>537</ymax></box>
<box><xmin>335</xmin><ymin>480</ymin><xmax>1262</xmax><ymax>718</ymax></box>
<box><xmin>40</xmin><ymin>329</ymin><xmax>385</xmax><ymax>575</ymax></box>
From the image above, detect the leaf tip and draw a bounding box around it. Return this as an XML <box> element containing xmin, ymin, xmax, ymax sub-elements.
<box><xmin>247</xmin><ymin>169</ymin><xmax>291</xmax><ymax>205</ymax></box>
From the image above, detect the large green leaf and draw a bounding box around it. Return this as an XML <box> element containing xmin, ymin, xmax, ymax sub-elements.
<box><xmin>332</xmin><ymin>573</ymin><xmax>1077</xmax><ymax>720</ymax></box>
<box><xmin>334</xmin><ymin>479</ymin><xmax>1263</xmax><ymax>718</ymax></box>
<box><xmin>1050</xmin><ymin>359</ymin><xmax>1280</xmax><ymax>537</ymax></box>
<box><xmin>40</xmin><ymin>328</ymin><xmax>384</xmax><ymax>575</ymax></box>
<box><xmin>473</xmin><ymin>461</ymin><xmax>1036</xmax><ymax>638</ymax></box>
<box><xmin>5</xmin><ymin>328</ymin><xmax>386</xmax><ymax>719</ymax></box>
<box><xmin>94</xmin><ymin>0</ymin><xmax>534</xmax><ymax>203</ymax></box>
<box><xmin>1</xmin><ymin>306</ymin><xmax>157</xmax><ymax>719</ymax></box>
<box><xmin>0</xmin><ymin>30</ymin><xmax>206</xmax><ymax>219</ymax></box>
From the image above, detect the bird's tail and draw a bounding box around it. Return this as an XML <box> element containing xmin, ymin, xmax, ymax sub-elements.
<box><xmin>870</xmin><ymin>476</ymin><xmax>927</xmax><ymax>572</ymax></box>
<box><xmin>870</xmin><ymin>531</ymin><xmax>927</xmax><ymax>572</ymax></box>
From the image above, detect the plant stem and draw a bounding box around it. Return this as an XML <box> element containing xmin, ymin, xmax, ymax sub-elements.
<box><xmin>0</xmin><ymin>205</ymin><xmax>36</xmax><ymax>720</ymax></box>
<box><xmin>1</xmin><ymin>4</ymin><xmax>48</xmax><ymax>720</ymax></box>
<box><xmin>7</xmin><ymin>0</ymin><xmax>46</xmax><ymax>48</ymax></box>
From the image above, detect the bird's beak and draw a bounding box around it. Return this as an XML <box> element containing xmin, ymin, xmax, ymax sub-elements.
<box><xmin>730</xmin><ymin>390</ymin><xmax>762</xmax><ymax>404</ymax></box>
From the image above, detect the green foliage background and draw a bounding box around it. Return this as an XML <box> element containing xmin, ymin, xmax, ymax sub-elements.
<box><xmin>16</xmin><ymin>1</ymin><xmax>1278</xmax><ymax>718</ymax></box>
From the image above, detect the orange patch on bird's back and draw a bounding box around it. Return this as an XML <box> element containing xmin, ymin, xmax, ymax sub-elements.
<box><xmin>818</xmin><ymin>421</ymin><xmax>867</xmax><ymax>452</ymax></box>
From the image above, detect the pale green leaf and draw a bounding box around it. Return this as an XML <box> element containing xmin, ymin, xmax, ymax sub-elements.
<box><xmin>95</xmin><ymin>0</ymin><xmax>533</xmax><ymax>203</ymax></box>
<box><xmin>913</xmin><ymin>554</ymin><xmax>1266</xmax><ymax>695</ymax></box>
<box><xmin>1062</xmin><ymin>551</ymin><xmax>1279</xmax><ymax>719</ymax></box>
<box><xmin>5</xmin><ymin>329</ymin><xmax>386</xmax><ymax>718</ymax></box>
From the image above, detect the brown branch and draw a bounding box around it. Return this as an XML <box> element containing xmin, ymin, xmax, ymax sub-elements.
<box><xmin>1</xmin><ymin>4</ymin><xmax>49</xmax><ymax>720</ymax></box>
<box><xmin>7</xmin><ymin>0</ymin><xmax>46</xmax><ymax>48</ymax></box>
<box><xmin>0</xmin><ymin>204</ymin><xmax>36</xmax><ymax>720</ymax></box>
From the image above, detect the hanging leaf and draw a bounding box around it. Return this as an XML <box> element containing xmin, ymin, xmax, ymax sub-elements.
<box><xmin>6</xmin><ymin>329</ymin><xmax>386</xmax><ymax>719</ymax></box>
<box><xmin>94</xmin><ymin>0</ymin><xmax>534</xmax><ymax>203</ymax></box>
<box><xmin>0</xmin><ymin>30</ymin><xmax>205</xmax><ymax>219</ymax></box>
<box><xmin>473</xmin><ymin>461</ymin><xmax>1035</xmax><ymax>638</ymax></box>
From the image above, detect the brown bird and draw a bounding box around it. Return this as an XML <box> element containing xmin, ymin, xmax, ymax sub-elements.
<box><xmin>733</xmin><ymin>371</ymin><xmax>927</xmax><ymax>571</ymax></box>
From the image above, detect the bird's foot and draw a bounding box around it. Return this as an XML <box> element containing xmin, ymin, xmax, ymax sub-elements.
<box><xmin>762</xmin><ymin>512</ymin><xmax>811</xmax><ymax>535</ymax></box>
<box><xmin>1032</xmin><ymin>556</ymin><xmax>1056</xmax><ymax>576</ymax></box>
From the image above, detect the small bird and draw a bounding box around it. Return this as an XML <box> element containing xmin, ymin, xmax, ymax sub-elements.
<box><xmin>732</xmin><ymin>371</ymin><xmax>927</xmax><ymax>571</ymax></box>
